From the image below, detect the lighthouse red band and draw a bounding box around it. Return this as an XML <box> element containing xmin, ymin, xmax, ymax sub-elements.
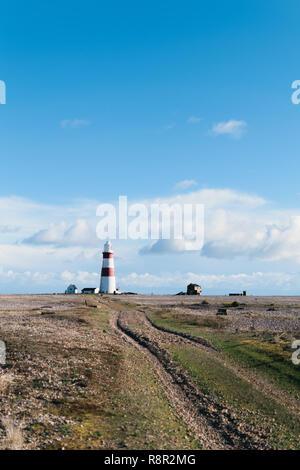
<box><xmin>101</xmin><ymin>267</ymin><xmax>115</xmax><ymax>276</ymax></box>
<box><xmin>100</xmin><ymin>241</ymin><xmax>116</xmax><ymax>294</ymax></box>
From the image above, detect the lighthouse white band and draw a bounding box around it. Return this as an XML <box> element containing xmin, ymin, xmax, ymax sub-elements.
<box><xmin>102</xmin><ymin>258</ymin><xmax>114</xmax><ymax>268</ymax></box>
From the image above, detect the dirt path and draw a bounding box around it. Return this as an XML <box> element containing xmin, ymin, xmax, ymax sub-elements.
<box><xmin>110</xmin><ymin>311</ymin><xmax>227</xmax><ymax>449</ymax></box>
<box><xmin>111</xmin><ymin>310</ymin><xmax>268</xmax><ymax>450</ymax></box>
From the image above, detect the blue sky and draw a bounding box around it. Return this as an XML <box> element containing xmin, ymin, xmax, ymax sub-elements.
<box><xmin>1</xmin><ymin>1</ymin><xmax>300</xmax><ymax>294</ymax></box>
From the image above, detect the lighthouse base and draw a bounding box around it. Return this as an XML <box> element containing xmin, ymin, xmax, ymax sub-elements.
<box><xmin>100</xmin><ymin>276</ymin><xmax>116</xmax><ymax>294</ymax></box>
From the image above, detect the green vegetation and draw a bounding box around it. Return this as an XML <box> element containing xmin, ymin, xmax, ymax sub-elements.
<box><xmin>51</xmin><ymin>338</ymin><xmax>200</xmax><ymax>450</ymax></box>
<box><xmin>148</xmin><ymin>309</ymin><xmax>300</xmax><ymax>448</ymax></box>
<box><xmin>150</xmin><ymin>310</ymin><xmax>228</xmax><ymax>331</ymax></box>
<box><xmin>148</xmin><ymin>310</ymin><xmax>299</xmax><ymax>398</ymax></box>
<box><xmin>223</xmin><ymin>301</ymin><xmax>240</xmax><ymax>307</ymax></box>
<box><xmin>46</xmin><ymin>307</ymin><xmax>200</xmax><ymax>450</ymax></box>
<box><xmin>3</xmin><ymin>295</ymin><xmax>299</xmax><ymax>450</ymax></box>
<box><xmin>219</xmin><ymin>336</ymin><xmax>300</xmax><ymax>398</ymax></box>
<box><xmin>88</xmin><ymin>308</ymin><xmax>111</xmax><ymax>331</ymax></box>
<box><xmin>169</xmin><ymin>344</ymin><xmax>300</xmax><ymax>449</ymax></box>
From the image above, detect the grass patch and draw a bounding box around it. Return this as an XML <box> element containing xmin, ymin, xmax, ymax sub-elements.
<box><xmin>219</xmin><ymin>336</ymin><xmax>300</xmax><ymax>398</ymax></box>
<box><xmin>86</xmin><ymin>308</ymin><xmax>111</xmax><ymax>331</ymax></box>
<box><xmin>169</xmin><ymin>344</ymin><xmax>300</xmax><ymax>449</ymax></box>
<box><xmin>148</xmin><ymin>311</ymin><xmax>300</xmax><ymax>401</ymax></box>
<box><xmin>41</xmin><ymin>307</ymin><xmax>200</xmax><ymax>450</ymax></box>
<box><xmin>223</xmin><ymin>301</ymin><xmax>240</xmax><ymax>307</ymax></box>
<box><xmin>52</xmin><ymin>345</ymin><xmax>201</xmax><ymax>450</ymax></box>
<box><xmin>150</xmin><ymin>310</ymin><xmax>228</xmax><ymax>330</ymax></box>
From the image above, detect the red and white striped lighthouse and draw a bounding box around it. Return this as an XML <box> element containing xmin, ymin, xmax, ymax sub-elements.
<box><xmin>100</xmin><ymin>241</ymin><xmax>116</xmax><ymax>293</ymax></box>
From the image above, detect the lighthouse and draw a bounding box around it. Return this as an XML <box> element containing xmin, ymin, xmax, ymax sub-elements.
<box><xmin>100</xmin><ymin>241</ymin><xmax>116</xmax><ymax>293</ymax></box>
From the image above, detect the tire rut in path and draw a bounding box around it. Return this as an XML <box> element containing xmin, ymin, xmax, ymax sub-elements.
<box><xmin>113</xmin><ymin>312</ymin><xmax>268</xmax><ymax>450</ymax></box>
<box><xmin>110</xmin><ymin>312</ymin><xmax>226</xmax><ymax>450</ymax></box>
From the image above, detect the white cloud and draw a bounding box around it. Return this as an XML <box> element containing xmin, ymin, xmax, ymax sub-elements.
<box><xmin>118</xmin><ymin>270</ymin><xmax>299</xmax><ymax>292</ymax></box>
<box><xmin>24</xmin><ymin>219</ymin><xmax>99</xmax><ymax>247</ymax></box>
<box><xmin>23</xmin><ymin>188</ymin><xmax>265</xmax><ymax>252</ymax></box>
<box><xmin>60</xmin><ymin>119</ymin><xmax>90</xmax><ymax>129</ymax></box>
<box><xmin>137</xmin><ymin>188</ymin><xmax>300</xmax><ymax>261</ymax></box>
<box><xmin>0</xmin><ymin>244</ymin><xmax>98</xmax><ymax>273</ymax></box>
<box><xmin>148</xmin><ymin>188</ymin><xmax>266</xmax><ymax>209</ymax></box>
<box><xmin>140</xmin><ymin>239</ymin><xmax>187</xmax><ymax>255</ymax></box>
<box><xmin>24</xmin><ymin>222</ymin><xmax>68</xmax><ymax>245</ymax></box>
<box><xmin>187</xmin><ymin>116</ymin><xmax>202</xmax><ymax>123</ymax></box>
<box><xmin>3</xmin><ymin>189</ymin><xmax>300</xmax><ymax>293</ymax></box>
<box><xmin>174</xmin><ymin>179</ymin><xmax>197</xmax><ymax>191</ymax></box>
<box><xmin>139</xmin><ymin>188</ymin><xmax>267</xmax><ymax>255</ymax></box>
<box><xmin>60</xmin><ymin>270</ymin><xmax>99</xmax><ymax>285</ymax></box>
<box><xmin>0</xmin><ymin>265</ymin><xmax>298</xmax><ymax>294</ymax></box>
<box><xmin>252</xmin><ymin>216</ymin><xmax>300</xmax><ymax>262</ymax></box>
<box><xmin>0</xmin><ymin>266</ymin><xmax>100</xmax><ymax>293</ymax></box>
<box><xmin>0</xmin><ymin>196</ymin><xmax>99</xmax><ymax>242</ymax></box>
<box><xmin>198</xmin><ymin>210</ymin><xmax>300</xmax><ymax>263</ymax></box>
<box><xmin>0</xmin><ymin>225</ymin><xmax>20</xmax><ymax>233</ymax></box>
<box><xmin>210</xmin><ymin>120</ymin><xmax>247</xmax><ymax>139</ymax></box>
<box><xmin>3</xmin><ymin>189</ymin><xmax>298</xmax><ymax>264</ymax></box>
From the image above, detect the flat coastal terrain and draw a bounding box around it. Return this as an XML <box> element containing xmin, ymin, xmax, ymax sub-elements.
<box><xmin>0</xmin><ymin>294</ymin><xmax>299</xmax><ymax>450</ymax></box>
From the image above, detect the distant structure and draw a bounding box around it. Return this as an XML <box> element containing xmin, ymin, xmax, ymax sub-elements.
<box><xmin>187</xmin><ymin>283</ymin><xmax>202</xmax><ymax>295</ymax></box>
<box><xmin>81</xmin><ymin>287</ymin><xmax>100</xmax><ymax>294</ymax></box>
<box><xmin>100</xmin><ymin>241</ymin><xmax>116</xmax><ymax>294</ymax></box>
<box><xmin>65</xmin><ymin>284</ymin><xmax>78</xmax><ymax>294</ymax></box>
<box><xmin>229</xmin><ymin>291</ymin><xmax>247</xmax><ymax>297</ymax></box>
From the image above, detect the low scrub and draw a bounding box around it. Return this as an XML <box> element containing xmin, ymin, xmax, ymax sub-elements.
<box><xmin>223</xmin><ymin>301</ymin><xmax>240</xmax><ymax>307</ymax></box>
<box><xmin>151</xmin><ymin>311</ymin><xmax>228</xmax><ymax>330</ymax></box>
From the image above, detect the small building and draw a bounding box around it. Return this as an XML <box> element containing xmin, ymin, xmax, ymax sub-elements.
<box><xmin>229</xmin><ymin>291</ymin><xmax>247</xmax><ymax>297</ymax></box>
<box><xmin>187</xmin><ymin>283</ymin><xmax>202</xmax><ymax>295</ymax></box>
<box><xmin>65</xmin><ymin>284</ymin><xmax>78</xmax><ymax>294</ymax></box>
<box><xmin>81</xmin><ymin>287</ymin><xmax>100</xmax><ymax>294</ymax></box>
